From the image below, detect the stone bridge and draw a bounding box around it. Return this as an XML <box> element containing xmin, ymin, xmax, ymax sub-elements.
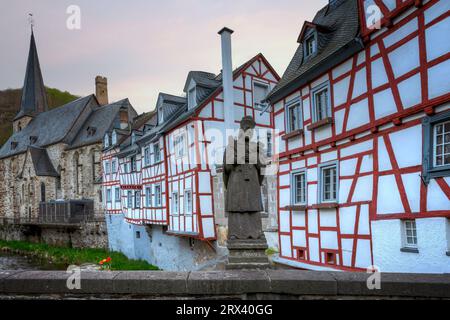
<box><xmin>0</xmin><ymin>270</ymin><xmax>449</xmax><ymax>299</ymax></box>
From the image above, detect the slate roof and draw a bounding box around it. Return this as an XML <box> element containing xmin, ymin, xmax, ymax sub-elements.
<box><xmin>0</xmin><ymin>95</ymin><xmax>96</xmax><ymax>158</ymax></box>
<box><xmin>69</xmin><ymin>99</ymin><xmax>137</xmax><ymax>150</ymax></box>
<box><xmin>15</xmin><ymin>31</ymin><xmax>48</xmax><ymax>121</ymax></box>
<box><xmin>25</xmin><ymin>146</ymin><xmax>58</xmax><ymax>177</ymax></box>
<box><xmin>266</xmin><ymin>0</ymin><xmax>362</xmax><ymax>103</ymax></box>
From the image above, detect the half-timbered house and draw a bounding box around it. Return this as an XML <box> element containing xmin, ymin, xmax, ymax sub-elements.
<box><xmin>266</xmin><ymin>0</ymin><xmax>450</xmax><ymax>273</ymax></box>
<box><xmin>102</xmin><ymin>28</ymin><xmax>280</xmax><ymax>270</ymax></box>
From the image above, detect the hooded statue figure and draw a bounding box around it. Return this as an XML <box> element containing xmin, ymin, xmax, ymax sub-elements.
<box><xmin>223</xmin><ymin>116</ymin><xmax>265</xmax><ymax>240</ymax></box>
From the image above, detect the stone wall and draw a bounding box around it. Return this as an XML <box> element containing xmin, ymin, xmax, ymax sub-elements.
<box><xmin>0</xmin><ymin>221</ymin><xmax>108</xmax><ymax>249</ymax></box>
<box><xmin>0</xmin><ymin>142</ymin><xmax>104</xmax><ymax>223</ymax></box>
<box><xmin>0</xmin><ymin>270</ymin><xmax>449</xmax><ymax>299</ymax></box>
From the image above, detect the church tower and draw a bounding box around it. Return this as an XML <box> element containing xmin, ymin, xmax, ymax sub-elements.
<box><xmin>13</xmin><ymin>30</ymin><xmax>48</xmax><ymax>133</ymax></box>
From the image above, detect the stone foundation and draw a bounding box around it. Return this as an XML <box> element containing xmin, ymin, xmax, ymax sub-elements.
<box><xmin>0</xmin><ymin>221</ymin><xmax>108</xmax><ymax>249</ymax></box>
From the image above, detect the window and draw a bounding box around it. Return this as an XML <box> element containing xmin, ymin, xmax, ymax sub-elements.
<box><xmin>154</xmin><ymin>184</ymin><xmax>162</xmax><ymax>207</ymax></box>
<box><xmin>297</xmin><ymin>248</ymin><xmax>306</xmax><ymax>260</ymax></box>
<box><xmin>145</xmin><ymin>187</ymin><xmax>152</xmax><ymax>207</ymax></box>
<box><xmin>433</xmin><ymin>120</ymin><xmax>450</xmax><ymax>167</ymax></box>
<box><xmin>185</xmin><ymin>190</ymin><xmax>193</xmax><ymax>215</ymax></box>
<box><xmin>130</xmin><ymin>156</ymin><xmax>137</xmax><ymax>172</ymax></box>
<box><xmin>115</xmin><ymin>187</ymin><xmax>120</xmax><ymax>203</ymax></box>
<box><xmin>319</xmin><ymin>163</ymin><xmax>338</xmax><ymax>203</ymax></box>
<box><xmin>127</xmin><ymin>191</ymin><xmax>132</xmax><ymax>208</ymax></box>
<box><xmin>144</xmin><ymin>146</ymin><xmax>151</xmax><ymax>166</ymax></box>
<box><xmin>188</xmin><ymin>87</ymin><xmax>196</xmax><ymax>109</ymax></box>
<box><xmin>112</xmin><ymin>159</ymin><xmax>117</xmax><ymax>173</ymax></box>
<box><xmin>172</xmin><ymin>192</ymin><xmax>179</xmax><ymax>214</ymax></box>
<box><xmin>403</xmin><ymin>220</ymin><xmax>418</xmax><ymax>248</ymax></box>
<box><xmin>153</xmin><ymin>143</ymin><xmax>161</xmax><ymax>163</ymax></box>
<box><xmin>105</xmin><ymin>161</ymin><xmax>111</xmax><ymax>175</ymax></box>
<box><xmin>312</xmin><ymin>83</ymin><xmax>330</xmax><ymax>122</ymax></box>
<box><xmin>304</xmin><ymin>34</ymin><xmax>317</xmax><ymax>58</ymax></box>
<box><xmin>104</xmin><ymin>134</ymin><xmax>109</xmax><ymax>148</ymax></box>
<box><xmin>136</xmin><ymin>231</ymin><xmax>141</xmax><ymax>239</ymax></box>
<box><xmin>266</xmin><ymin>132</ymin><xmax>272</xmax><ymax>157</ymax></box>
<box><xmin>292</xmin><ymin>171</ymin><xmax>307</xmax><ymax>205</ymax></box>
<box><xmin>446</xmin><ymin>219</ymin><xmax>450</xmax><ymax>254</ymax></box>
<box><xmin>40</xmin><ymin>183</ymin><xmax>46</xmax><ymax>202</ymax></box>
<box><xmin>325</xmin><ymin>252</ymin><xmax>336</xmax><ymax>265</ymax></box>
<box><xmin>253</xmin><ymin>81</ymin><xmax>269</xmax><ymax>110</ymax></box>
<box><xmin>135</xmin><ymin>191</ymin><xmax>141</xmax><ymax>209</ymax></box>
<box><xmin>159</xmin><ymin>107</ymin><xmax>164</xmax><ymax>123</ymax></box>
<box><xmin>174</xmin><ymin>134</ymin><xmax>186</xmax><ymax>158</ymax></box>
<box><xmin>286</xmin><ymin>100</ymin><xmax>302</xmax><ymax>132</ymax></box>
<box><xmin>111</xmin><ymin>131</ymin><xmax>117</xmax><ymax>145</ymax></box>
<box><xmin>422</xmin><ymin>111</ymin><xmax>450</xmax><ymax>183</ymax></box>
<box><xmin>106</xmin><ymin>189</ymin><xmax>112</xmax><ymax>203</ymax></box>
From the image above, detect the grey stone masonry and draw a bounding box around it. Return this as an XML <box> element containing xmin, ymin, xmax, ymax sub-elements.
<box><xmin>0</xmin><ymin>270</ymin><xmax>449</xmax><ymax>299</ymax></box>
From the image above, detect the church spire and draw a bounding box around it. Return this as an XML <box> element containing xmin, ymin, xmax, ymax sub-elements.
<box><xmin>14</xmin><ymin>26</ymin><xmax>48</xmax><ymax>121</ymax></box>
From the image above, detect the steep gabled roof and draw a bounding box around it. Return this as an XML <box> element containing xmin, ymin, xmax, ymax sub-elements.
<box><xmin>183</xmin><ymin>71</ymin><xmax>220</xmax><ymax>92</ymax></box>
<box><xmin>14</xmin><ymin>31</ymin><xmax>48</xmax><ymax>121</ymax></box>
<box><xmin>0</xmin><ymin>95</ymin><xmax>96</xmax><ymax>158</ymax></box>
<box><xmin>267</xmin><ymin>0</ymin><xmax>362</xmax><ymax>103</ymax></box>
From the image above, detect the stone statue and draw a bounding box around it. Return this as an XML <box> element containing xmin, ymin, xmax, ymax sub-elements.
<box><xmin>223</xmin><ymin>116</ymin><xmax>270</xmax><ymax>269</ymax></box>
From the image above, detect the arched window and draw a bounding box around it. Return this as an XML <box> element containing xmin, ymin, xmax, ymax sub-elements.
<box><xmin>21</xmin><ymin>184</ymin><xmax>25</xmax><ymax>204</ymax></box>
<box><xmin>90</xmin><ymin>149</ymin><xmax>100</xmax><ymax>182</ymax></box>
<box><xmin>40</xmin><ymin>182</ymin><xmax>46</xmax><ymax>202</ymax></box>
<box><xmin>55</xmin><ymin>166</ymin><xmax>62</xmax><ymax>194</ymax></box>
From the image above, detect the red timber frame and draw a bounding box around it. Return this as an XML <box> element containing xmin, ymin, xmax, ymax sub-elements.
<box><xmin>274</xmin><ymin>0</ymin><xmax>450</xmax><ymax>271</ymax></box>
<box><xmin>101</xmin><ymin>148</ymin><xmax>123</xmax><ymax>215</ymax></box>
<box><xmin>164</xmin><ymin>53</ymin><xmax>280</xmax><ymax>241</ymax></box>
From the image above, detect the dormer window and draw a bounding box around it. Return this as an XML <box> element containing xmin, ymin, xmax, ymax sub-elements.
<box><xmin>304</xmin><ymin>33</ymin><xmax>317</xmax><ymax>58</ymax></box>
<box><xmin>131</xmin><ymin>132</ymin><xmax>136</xmax><ymax>145</ymax></box>
<box><xmin>111</xmin><ymin>130</ymin><xmax>117</xmax><ymax>145</ymax></box>
<box><xmin>188</xmin><ymin>87</ymin><xmax>196</xmax><ymax>109</ymax></box>
<box><xmin>104</xmin><ymin>134</ymin><xmax>110</xmax><ymax>148</ymax></box>
<box><xmin>29</xmin><ymin>136</ymin><xmax>38</xmax><ymax>144</ymax></box>
<box><xmin>159</xmin><ymin>107</ymin><xmax>164</xmax><ymax>124</ymax></box>
<box><xmin>11</xmin><ymin>141</ymin><xmax>18</xmax><ymax>150</ymax></box>
<box><xmin>87</xmin><ymin>126</ymin><xmax>97</xmax><ymax>136</ymax></box>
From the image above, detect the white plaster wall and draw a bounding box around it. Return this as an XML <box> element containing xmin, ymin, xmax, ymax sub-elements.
<box><xmin>372</xmin><ymin>218</ymin><xmax>450</xmax><ymax>273</ymax></box>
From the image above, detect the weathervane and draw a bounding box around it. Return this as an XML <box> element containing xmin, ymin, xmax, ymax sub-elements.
<box><xmin>28</xmin><ymin>13</ymin><xmax>34</xmax><ymax>31</ymax></box>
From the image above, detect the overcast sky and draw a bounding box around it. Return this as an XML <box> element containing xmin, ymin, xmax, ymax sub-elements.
<box><xmin>0</xmin><ymin>0</ymin><xmax>328</xmax><ymax>114</ymax></box>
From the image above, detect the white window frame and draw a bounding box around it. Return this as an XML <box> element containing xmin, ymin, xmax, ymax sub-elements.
<box><xmin>172</xmin><ymin>191</ymin><xmax>179</xmax><ymax>215</ymax></box>
<box><xmin>130</xmin><ymin>156</ymin><xmax>137</xmax><ymax>172</ymax></box>
<box><xmin>174</xmin><ymin>133</ymin><xmax>186</xmax><ymax>158</ymax></box>
<box><xmin>106</xmin><ymin>188</ymin><xmax>112</xmax><ymax>203</ymax></box>
<box><xmin>402</xmin><ymin>220</ymin><xmax>418</xmax><ymax>249</ymax></box>
<box><xmin>285</xmin><ymin>98</ymin><xmax>302</xmax><ymax>133</ymax></box>
<box><xmin>252</xmin><ymin>80</ymin><xmax>270</xmax><ymax>110</ymax></box>
<box><xmin>433</xmin><ymin>120</ymin><xmax>450</xmax><ymax>168</ymax></box>
<box><xmin>145</xmin><ymin>186</ymin><xmax>152</xmax><ymax>207</ymax></box>
<box><xmin>266</xmin><ymin>131</ymin><xmax>272</xmax><ymax>157</ymax></box>
<box><xmin>318</xmin><ymin>161</ymin><xmax>339</xmax><ymax>203</ymax></box>
<box><xmin>115</xmin><ymin>187</ymin><xmax>120</xmax><ymax>203</ymax></box>
<box><xmin>144</xmin><ymin>146</ymin><xmax>151</xmax><ymax>166</ymax></box>
<box><xmin>304</xmin><ymin>33</ymin><xmax>317</xmax><ymax>58</ymax></box>
<box><xmin>311</xmin><ymin>82</ymin><xmax>331</xmax><ymax>123</ymax></box>
<box><xmin>185</xmin><ymin>189</ymin><xmax>193</xmax><ymax>215</ymax></box>
<box><xmin>291</xmin><ymin>170</ymin><xmax>307</xmax><ymax>205</ymax></box>
<box><xmin>111</xmin><ymin>131</ymin><xmax>117</xmax><ymax>145</ymax></box>
<box><xmin>127</xmin><ymin>191</ymin><xmax>132</xmax><ymax>209</ymax></box>
<box><xmin>135</xmin><ymin>191</ymin><xmax>141</xmax><ymax>209</ymax></box>
<box><xmin>154</xmin><ymin>184</ymin><xmax>162</xmax><ymax>207</ymax></box>
<box><xmin>105</xmin><ymin>161</ymin><xmax>111</xmax><ymax>175</ymax></box>
<box><xmin>104</xmin><ymin>134</ymin><xmax>109</xmax><ymax>148</ymax></box>
<box><xmin>111</xmin><ymin>159</ymin><xmax>117</xmax><ymax>173</ymax></box>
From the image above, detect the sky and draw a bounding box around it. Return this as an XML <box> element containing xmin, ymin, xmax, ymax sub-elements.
<box><xmin>0</xmin><ymin>0</ymin><xmax>328</xmax><ymax>114</ymax></box>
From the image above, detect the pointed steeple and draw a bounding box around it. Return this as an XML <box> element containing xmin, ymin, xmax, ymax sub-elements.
<box><xmin>14</xmin><ymin>29</ymin><xmax>48</xmax><ymax>121</ymax></box>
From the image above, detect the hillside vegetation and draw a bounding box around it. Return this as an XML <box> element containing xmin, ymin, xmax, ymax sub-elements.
<box><xmin>0</xmin><ymin>87</ymin><xmax>79</xmax><ymax>146</ymax></box>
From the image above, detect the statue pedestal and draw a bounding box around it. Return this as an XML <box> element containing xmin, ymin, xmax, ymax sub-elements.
<box><xmin>226</xmin><ymin>237</ymin><xmax>271</xmax><ymax>270</ymax></box>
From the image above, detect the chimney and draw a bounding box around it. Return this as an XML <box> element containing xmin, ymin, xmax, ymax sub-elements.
<box><xmin>119</xmin><ymin>108</ymin><xmax>129</xmax><ymax>129</ymax></box>
<box><xmin>95</xmin><ymin>75</ymin><xmax>109</xmax><ymax>105</ymax></box>
<box><xmin>218</xmin><ymin>27</ymin><xmax>234</xmax><ymax>133</ymax></box>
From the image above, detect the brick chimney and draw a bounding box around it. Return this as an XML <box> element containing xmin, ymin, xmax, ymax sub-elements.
<box><xmin>95</xmin><ymin>76</ymin><xmax>109</xmax><ymax>105</ymax></box>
